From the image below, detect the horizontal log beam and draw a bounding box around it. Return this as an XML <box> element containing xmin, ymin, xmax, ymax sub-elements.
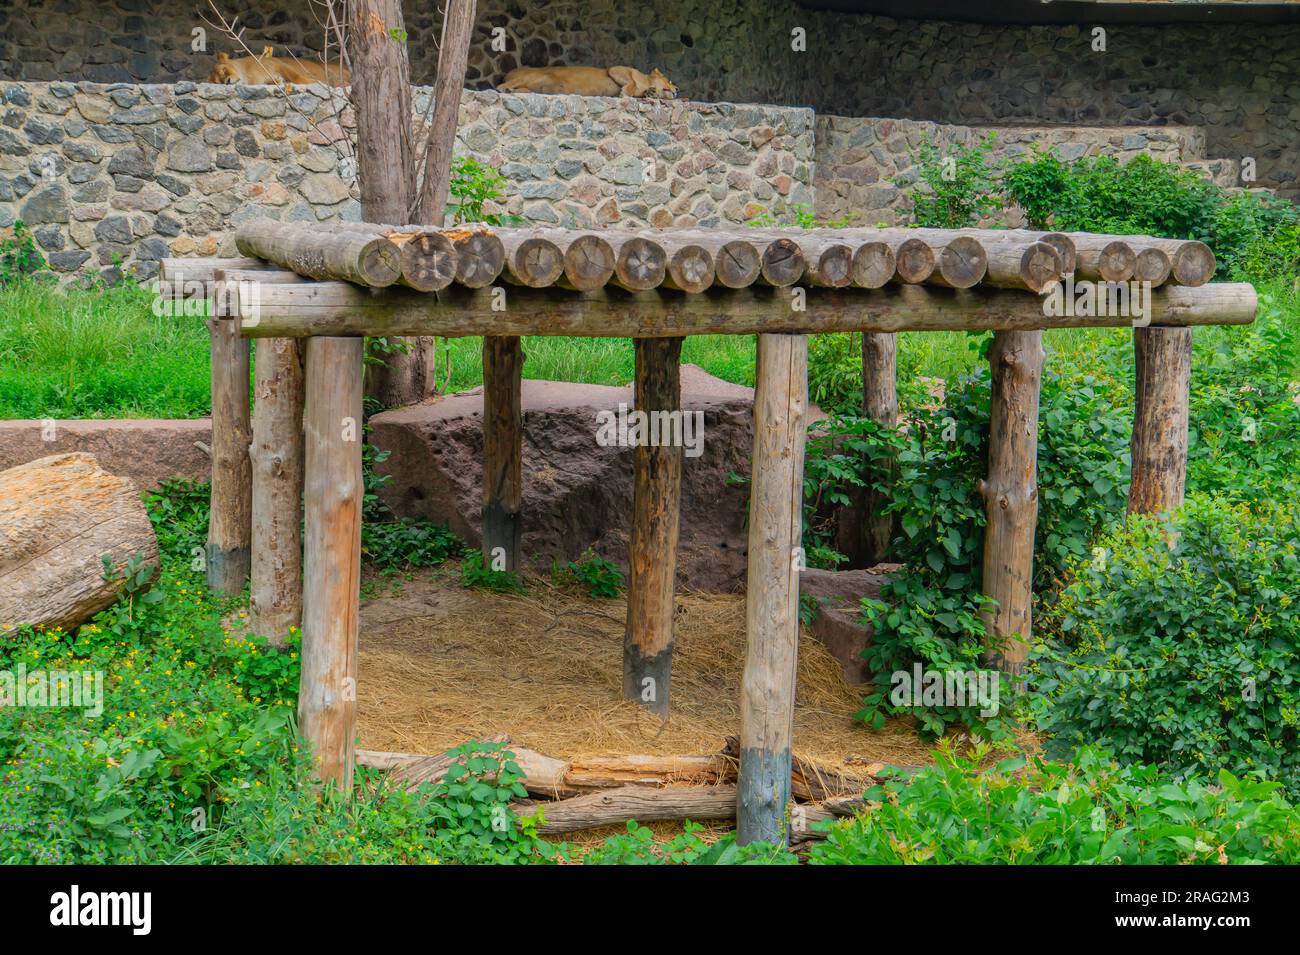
<box><xmin>222</xmin><ymin>280</ymin><xmax>1257</xmax><ymax>338</ymax></box>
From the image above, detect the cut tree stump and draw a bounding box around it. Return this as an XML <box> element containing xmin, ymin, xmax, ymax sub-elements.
<box><xmin>0</xmin><ymin>452</ymin><xmax>159</xmax><ymax>631</ymax></box>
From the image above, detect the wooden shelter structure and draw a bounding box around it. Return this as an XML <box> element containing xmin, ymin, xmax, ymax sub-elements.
<box><xmin>161</xmin><ymin>220</ymin><xmax>1253</xmax><ymax>847</ymax></box>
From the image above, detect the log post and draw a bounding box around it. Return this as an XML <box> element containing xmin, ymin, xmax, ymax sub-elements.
<box><xmin>861</xmin><ymin>331</ymin><xmax>898</xmax><ymax>564</ymax></box>
<box><xmin>979</xmin><ymin>330</ymin><xmax>1045</xmax><ymax>675</ymax></box>
<box><xmin>482</xmin><ymin>336</ymin><xmax>524</xmax><ymax>572</ymax></box>
<box><xmin>206</xmin><ymin>318</ymin><xmax>252</xmax><ymax>595</ymax></box>
<box><xmin>738</xmin><ymin>333</ymin><xmax>808</xmax><ymax>847</ymax></box>
<box><xmin>1129</xmin><ymin>326</ymin><xmax>1192</xmax><ymax>514</ymax></box>
<box><xmin>300</xmin><ymin>336</ymin><xmax>364</xmax><ymax>789</ymax></box>
<box><xmin>250</xmin><ymin>337</ymin><xmax>306</xmax><ymax>644</ymax></box>
<box><xmin>623</xmin><ymin>337</ymin><xmax>684</xmax><ymax>717</ymax></box>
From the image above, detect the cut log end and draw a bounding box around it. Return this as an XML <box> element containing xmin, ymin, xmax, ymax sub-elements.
<box><xmin>453</xmin><ymin>232</ymin><xmax>507</xmax><ymax>289</ymax></box>
<box><xmin>714</xmin><ymin>240</ymin><xmax>762</xmax><ymax>288</ymax></box>
<box><xmin>851</xmin><ymin>241</ymin><xmax>897</xmax><ymax>289</ymax></box>
<box><xmin>1171</xmin><ymin>241</ymin><xmax>1216</xmax><ymax>287</ymax></box>
<box><xmin>938</xmin><ymin>236</ymin><xmax>987</xmax><ymax>289</ymax></box>
<box><xmin>615</xmin><ymin>237</ymin><xmax>668</xmax><ymax>291</ymax></box>
<box><xmin>1134</xmin><ymin>247</ymin><xmax>1172</xmax><ymax>286</ymax></box>
<box><xmin>666</xmin><ymin>245</ymin><xmax>714</xmax><ymax>293</ymax></box>
<box><xmin>760</xmin><ymin>238</ymin><xmax>806</xmax><ymax>287</ymax></box>
<box><xmin>562</xmin><ymin>235</ymin><xmax>616</xmax><ymax>290</ymax></box>
<box><xmin>894</xmin><ymin>238</ymin><xmax>935</xmax><ymax>284</ymax></box>
<box><xmin>1021</xmin><ymin>242</ymin><xmax>1064</xmax><ymax>294</ymax></box>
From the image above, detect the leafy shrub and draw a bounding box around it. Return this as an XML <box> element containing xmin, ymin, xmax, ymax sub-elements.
<box><xmin>1002</xmin><ymin>147</ymin><xmax>1074</xmax><ymax>230</ymax></box>
<box><xmin>552</xmin><ymin>548</ymin><xmax>625</xmax><ymax>598</ymax></box>
<box><xmin>423</xmin><ymin>741</ymin><xmax>559</xmax><ymax>864</ymax></box>
<box><xmin>801</xmin><ymin>367</ymin><xmax>1130</xmax><ymax>738</ymax></box>
<box><xmin>1000</xmin><ymin>150</ymin><xmax>1300</xmax><ymax>283</ymax></box>
<box><xmin>1032</xmin><ymin>497</ymin><xmax>1300</xmax><ymax>796</ymax></box>
<box><xmin>447</xmin><ymin>156</ymin><xmax>523</xmax><ymax>227</ymax></box>
<box><xmin>905</xmin><ymin>133</ymin><xmax>1002</xmax><ymax>228</ymax></box>
<box><xmin>459</xmin><ymin>551</ymin><xmax>527</xmax><ymax>594</ymax></box>
<box><xmin>581</xmin><ymin>821</ymin><xmax>798</xmax><ymax>864</ymax></box>
<box><xmin>1186</xmin><ymin>289</ymin><xmax>1300</xmax><ymax>502</ymax></box>
<box><xmin>363</xmin><ymin>519</ymin><xmax>464</xmax><ymax>570</ymax></box>
<box><xmin>0</xmin><ymin>220</ymin><xmax>47</xmax><ymax>284</ymax></box>
<box><xmin>142</xmin><ymin>477</ymin><xmax>210</xmax><ymax>567</ymax></box>
<box><xmin>810</xmin><ymin>743</ymin><xmax>1300</xmax><ymax>864</ymax></box>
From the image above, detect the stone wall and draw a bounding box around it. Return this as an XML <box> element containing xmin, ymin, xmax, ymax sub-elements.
<box><xmin>0</xmin><ymin>81</ymin><xmax>813</xmax><ymax>283</ymax></box>
<box><xmin>2</xmin><ymin>2</ymin><xmax>1296</xmax><ymax>198</ymax></box>
<box><xmin>813</xmin><ymin>116</ymin><xmax>1228</xmax><ymax>227</ymax></box>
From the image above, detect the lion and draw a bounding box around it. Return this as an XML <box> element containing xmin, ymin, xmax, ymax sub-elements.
<box><xmin>207</xmin><ymin>48</ymin><xmax>351</xmax><ymax>87</ymax></box>
<box><xmin>498</xmin><ymin>66</ymin><xmax>677</xmax><ymax>99</ymax></box>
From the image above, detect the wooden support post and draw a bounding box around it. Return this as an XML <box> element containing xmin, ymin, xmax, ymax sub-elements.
<box><xmin>250</xmin><ymin>337</ymin><xmax>306</xmax><ymax>644</ymax></box>
<box><xmin>481</xmin><ymin>336</ymin><xmax>524</xmax><ymax>572</ymax></box>
<box><xmin>1129</xmin><ymin>326</ymin><xmax>1192</xmax><ymax>514</ymax></box>
<box><xmin>861</xmin><ymin>331</ymin><xmax>898</xmax><ymax>564</ymax></box>
<box><xmin>623</xmin><ymin>337</ymin><xmax>684</xmax><ymax>717</ymax></box>
<box><xmin>300</xmin><ymin>337</ymin><xmax>364</xmax><ymax>789</ymax></box>
<box><xmin>738</xmin><ymin>333</ymin><xmax>808</xmax><ymax>847</ymax></box>
<box><xmin>979</xmin><ymin>330</ymin><xmax>1045</xmax><ymax>674</ymax></box>
<box><xmin>206</xmin><ymin>318</ymin><xmax>252</xmax><ymax>595</ymax></box>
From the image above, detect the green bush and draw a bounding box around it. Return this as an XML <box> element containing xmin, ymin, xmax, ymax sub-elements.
<box><xmin>0</xmin><ymin>220</ymin><xmax>47</xmax><ymax>284</ymax></box>
<box><xmin>1000</xmin><ymin>150</ymin><xmax>1300</xmax><ymax>283</ymax></box>
<box><xmin>1031</xmin><ymin>497</ymin><xmax>1300</xmax><ymax>796</ymax></box>
<box><xmin>905</xmin><ymin>133</ymin><xmax>1002</xmax><ymax>228</ymax></box>
<box><xmin>552</xmin><ymin>548</ymin><xmax>625</xmax><ymax>598</ymax></box>
<box><xmin>810</xmin><ymin>743</ymin><xmax>1300</xmax><ymax>864</ymax></box>
<box><xmin>799</xmin><ymin>366</ymin><xmax>1130</xmax><ymax>738</ymax></box>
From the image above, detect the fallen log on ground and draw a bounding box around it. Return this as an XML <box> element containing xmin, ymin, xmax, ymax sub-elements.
<box><xmin>516</xmin><ymin>784</ymin><xmax>739</xmax><ymax>833</ymax></box>
<box><xmin>0</xmin><ymin>452</ymin><xmax>159</xmax><ymax>631</ymax></box>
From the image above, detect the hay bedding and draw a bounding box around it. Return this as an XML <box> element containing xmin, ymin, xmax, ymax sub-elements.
<box><xmin>356</xmin><ymin>567</ymin><xmax>936</xmax><ymax>775</ymax></box>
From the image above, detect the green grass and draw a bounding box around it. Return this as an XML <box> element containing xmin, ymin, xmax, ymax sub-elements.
<box><xmin>2</xmin><ymin>277</ymin><xmax>1294</xmax><ymax>420</ymax></box>
<box><xmin>0</xmin><ymin>280</ymin><xmax>211</xmax><ymax>418</ymax></box>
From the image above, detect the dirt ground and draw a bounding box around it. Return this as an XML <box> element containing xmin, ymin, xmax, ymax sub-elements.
<box><xmin>355</xmin><ymin>565</ymin><xmax>937</xmax><ymax>775</ymax></box>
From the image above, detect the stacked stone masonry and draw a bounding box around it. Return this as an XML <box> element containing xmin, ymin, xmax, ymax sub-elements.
<box><xmin>1</xmin><ymin>0</ymin><xmax>1296</xmax><ymax>199</ymax></box>
<box><xmin>1</xmin><ymin>78</ymin><xmax>1264</xmax><ymax>284</ymax></box>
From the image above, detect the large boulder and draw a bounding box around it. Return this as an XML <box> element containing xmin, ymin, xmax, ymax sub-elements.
<box><xmin>0</xmin><ymin>453</ymin><xmax>159</xmax><ymax>631</ymax></box>
<box><xmin>369</xmin><ymin>366</ymin><xmax>784</xmax><ymax>592</ymax></box>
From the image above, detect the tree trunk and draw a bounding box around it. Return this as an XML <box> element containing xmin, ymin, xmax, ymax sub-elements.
<box><xmin>623</xmin><ymin>337</ymin><xmax>684</xmax><ymax>716</ymax></box>
<box><xmin>300</xmin><ymin>337</ymin><xmax>364</xmax><ymax>789</ymax></box>
<box><xmin>860</xmin><ymin>331</ymin><xmax>897</xmax><ymax>564</ymax></box>
<box><xmin>738</xmin><ymin>333</ymin><xmax>808</xmax><ymax>847</ymax></box>
<box><xmin>0</xmin><ymin>452</ymin><xmax>159</xmax><ymax>631</ymax></box>
<box><xmin>979</xmin><ymin>330</ymin><xmax>1045</xmax><ymax>675</ymax></box>
<box><xmin>415</xmin><ymin>0</ymin><xmax>478</xmax><ymax>226</ymax></box>
<box><xmin>1129</xmin><ymin>326</ymin><xmax>1192</xmax><ymax>514</ymax></box>
<box><xmin>250</xmin><ymin>337</ymin><xmax>306</xmax><ymax>645</ymax></box>
<box><xmin>481</xmin><ymin>336</ymin><xmax>523</xmax><ymax>572</ymax></box>
<box><xmin>207</xmin><ymin>317</ymin><xmax>252</xmax><ymax>595</ymax></box>
<box><xmin>349</xmin><ymin>0</ymin><xmax>433</xmax><ymax>409</ymax></box>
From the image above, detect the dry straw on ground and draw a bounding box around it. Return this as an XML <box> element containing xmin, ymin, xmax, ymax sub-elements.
<box><xmin>356</xmin><ymin>567</ymin><xmax>936</xmax><ymax>775</ymax></box>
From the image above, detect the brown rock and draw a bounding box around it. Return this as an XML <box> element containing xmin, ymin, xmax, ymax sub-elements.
<box><xmin>0</xmin><ymin>419</ymin><xmax>212</xmax><ymax>492</ymax></box>
<box><xmin>369</xmin><ymin>369</ymin><xmax>790</xmax><ymax>592</ymax></box>
<box><xmin>0</xmin><ymin>453</ymin><xmax>159</xmax><ymax>632</ymax></box>
<box><xmin>799</xmin><ymin>566</ymin><xmax>892</xmax><ymax>682</ymax></box>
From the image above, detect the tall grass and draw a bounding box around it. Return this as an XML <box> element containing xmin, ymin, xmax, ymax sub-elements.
<box><xmin>0</xmin><ymin>279</ymin><xmax>211</xmax><ymax>418</ymax></box>
<box><xmin>3</xmin><ymin>276</ymin><xmax>1291</xmax><ymax>420</ymax></box>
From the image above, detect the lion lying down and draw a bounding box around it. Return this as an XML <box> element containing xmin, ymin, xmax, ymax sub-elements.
<box><xmin>499</xmin><ymin>66</ymin><xmax>677</xmax><ymax>99</ymax></box>
<box><xmin>207</xmin><ymin>48</ymin><xmax>351</xmax><ymax>87</ymax></box>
